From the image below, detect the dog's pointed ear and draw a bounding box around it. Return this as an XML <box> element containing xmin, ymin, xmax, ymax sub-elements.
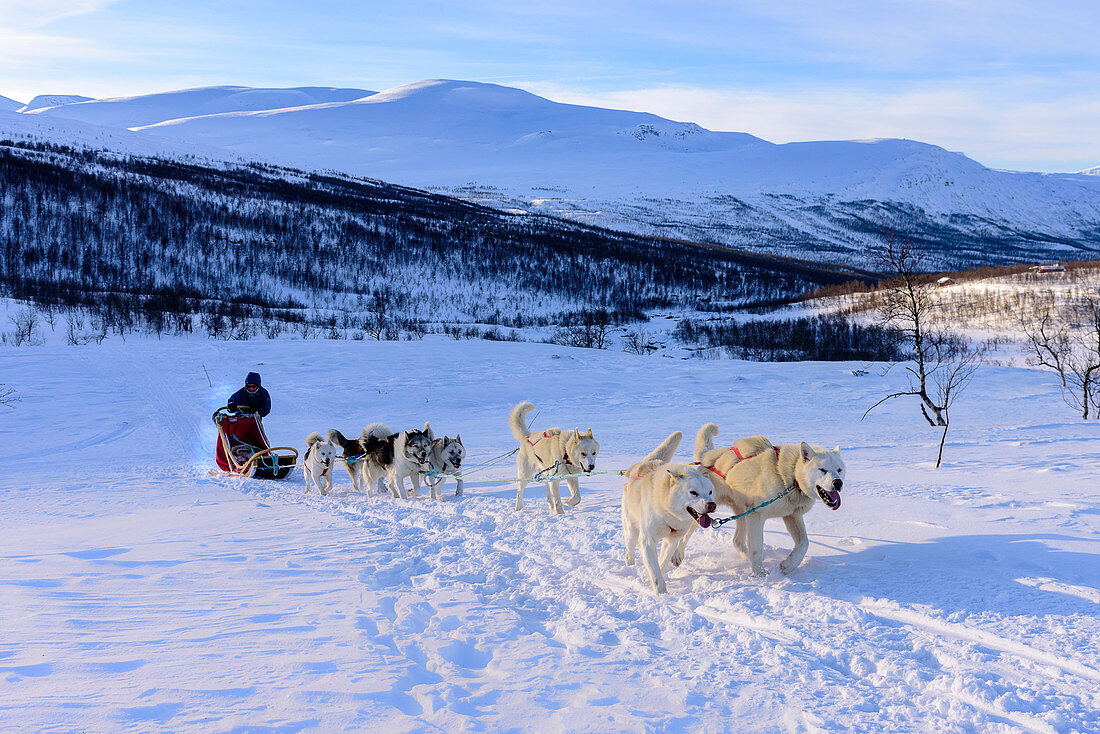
<box><xmin>423</xmin><ymin>421</ymin><xmax>433</xmax><ymax>439</ymax></box>
<box><xmin>800</xmin><ymin>441</ymin><xmax>815</xmax><ymax>461</ymax></box>
<box><xmin>667</xmin><ymin>468</ymin><xmax>685</xmax><ymax>481</ymax></box>
<box><xmin>586</xmin><ymin>428</ymin><xmax>593</xmax><ymax>438</ymax></box>
<box><xmin>455</xmin><ymin>433</ymin><xmax>462</xmax><ymax>443</ymax></box>
<box><xmin>834</xmin><ymin>445</ymin><xmax>841</xmax><ymax>453</ymax></box>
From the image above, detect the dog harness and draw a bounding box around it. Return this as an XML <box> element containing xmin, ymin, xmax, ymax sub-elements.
<box><xmin>528</xmin><ymin>431</ymin><xmax>575</xmax><ymax>467</ymax></box>
<box><xmin>307</xmin><ymin>445</ymin><xmax>331</xmax><ymax>477</ymax></box>
<box><xmin>705</xmin><ymin>445</ymin><xmax>781</xmax><ymax>480</ymax></box>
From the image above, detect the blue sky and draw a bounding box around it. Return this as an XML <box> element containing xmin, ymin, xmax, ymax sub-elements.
<box><xmin>2</xmin><ymin>0</ymin><xmax>1097</xmax><ymax>172</ymax></box>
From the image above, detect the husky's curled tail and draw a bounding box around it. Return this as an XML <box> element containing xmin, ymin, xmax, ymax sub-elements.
<box><xmin>509</xmin><ymin>401</ymin><xmax>536</xmax><ymax>441</ymax></box>
<box><xmin>305</xmin><ymin>431</ymin><xmax>325</xmax><ymax>447</ymax></box>
<box><xmin>694</xmin><ymin>422</ymin><xmax>720</xmax><ymax>462</ymax></box>
<box><xmin>360</xmin><ymin>422</ymin><xmax>393</xmax><ymax>444</ymax></box>
<box><xmin>627</xmin><ymin>431</ymin><xmax>683</xmax><ymax>480</ymax></box>
<box><xmin>644</xmin><ymin>431</ymin><xmax>682</xmax><ymax>463</ymax></box>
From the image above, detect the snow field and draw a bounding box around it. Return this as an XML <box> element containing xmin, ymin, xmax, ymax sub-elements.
<box><xmin>1</xmin><ymin>336</ymin><xmax>1098</xmax><ymax>732</ymax></box>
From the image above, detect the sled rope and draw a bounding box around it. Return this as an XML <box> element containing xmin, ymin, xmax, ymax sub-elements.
<box><xmin>709</xmin><ymin>484</ymin><xmax>799</xmax><ymax>528</ymax></box>
<box><xmin>419</xmin><ymin>459</ymin><xmax>627</xmax><ymax>485</ymax></box>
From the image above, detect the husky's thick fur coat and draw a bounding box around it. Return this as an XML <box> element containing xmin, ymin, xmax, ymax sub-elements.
<box><xmin>621</xmin><ymin>432</ymin><xmax>717</xmax><ymax>594</ymax></box>
<box><xmin>692</xmin><ymin>423</ymin><xmax>846</xmax><ymax>577</ymax></box>
<box><xmin>358</xmin><ymin>422</ymin><xmax>433</xmax><ymax>500</ymax></box>
<box><xmin>423</xmin><ymin>433</ymin><xmax>465</xmax><ymax>500</ymax></box>
<box><xmin>303</xmin><ymin>431</ymin><xmax>338</xmax><ymax>496</ymax></box>
<box><xmin>327</xmin><ymin>428</ymin><xmax>367</xmax><ymax>493</ymax></box>
<box><xmin>509</xmin><ymin>401</ymin><xmax>600</xmax><ymax>514</ymax></box>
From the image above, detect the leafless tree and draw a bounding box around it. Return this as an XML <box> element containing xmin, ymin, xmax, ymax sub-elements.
<box><xmin>863</xmin><ymin>238</ymin><xmax>984</xmax><ymax>467</ymax></box>
<box><xmin>1025</xmin><ymin>297</ymin><xmax>1100</xmax><ymax>419</ymax></box>
<box><xmin>6</xmin><ymin>309</ymin><xmax>41</xmax><ymax>346</ymax></box>
<box><xmin>556</xmin><ymin>310</ymin><xmax>613</xmax><ymax>350</ymax></box>
<box><xmin>623</xmin><ymin>327</ymin><xmax>658</xmax><ymax>354</ymax></box>
<box><xmin>38</xmin><ymin>305</ymin><xmax>58</xmax><ymax>332</ymax></box>
<box><xmin>364</xmin><ymin>291</ymin><xmax>390</xmax><ymax>340</ymax></box>
<box><xmin>261</xmin><ymin>319</ymin><xmax>284</xmax><ymax>339</ymax></box>
<box><xmin>0</xmin><ymin>384</ymin><xmax>17</xmax><ymax>408</ymax></box>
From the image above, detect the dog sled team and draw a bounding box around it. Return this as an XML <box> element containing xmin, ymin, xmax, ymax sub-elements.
<box><xmin>303</xmin><ymin>423</ymin><xmax>465</xmax><ymax>501</ymax></box>
<box><xmin>299</xmin><ymin>400</ymin><xmax>846</xmax><ymax>594</ymax></box>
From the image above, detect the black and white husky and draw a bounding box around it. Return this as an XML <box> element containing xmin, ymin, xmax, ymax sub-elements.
<box><xmin>303</xmin><ymin>432</ymin><xmax>338</xmax><ymax>496</ymax></box>
<box><xmin>358</xmin><ymin>422</ymin><xmax>433</xmax><ymax>500</ymax></box>
<box><xmin>327</xmin><ymin>427</ymin><xmax>369</xmax><ymax>493</ymax></box>
<box><xmin>423</xmin><ymin>433</ymin><xmax>465</xmax><ymax>500</ymax></box>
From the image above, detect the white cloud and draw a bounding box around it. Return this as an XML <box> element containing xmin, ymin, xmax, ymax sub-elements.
<box><xmin>0</xmin><ymin>0</ymin><xmax>116</xmax><ymax>27</ymax></box>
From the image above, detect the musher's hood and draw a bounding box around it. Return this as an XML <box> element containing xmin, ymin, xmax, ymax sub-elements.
<box><xmin>245</xmin><ymin>372</ymin><xmax>262</xmax><ymax>386</ymax></box>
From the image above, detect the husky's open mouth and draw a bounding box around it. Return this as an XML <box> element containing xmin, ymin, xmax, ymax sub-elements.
<box><xmin>817</xmin><ymin>486</ymin><xmax>842</xmax><ymax>510</ymax></box>
<box><xmin>686</xmin><ymin>507</ymin><xmax>713</xmax><ymax>528</ymax></box>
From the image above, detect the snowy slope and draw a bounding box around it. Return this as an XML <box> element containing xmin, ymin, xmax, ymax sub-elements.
<box><xmin>104</xmin><ymin>79</ymin><xmax>1100</xmax><ymax>266</ymax></box>
<box><xmin>18</xmin><ymin>94</ymin><xmax>93</xmax><ymax>112</ymax></box>
<box><xmin>2</xmin><ymin>333</ymin><xmax>1098</xmax><ymax>731</ymax></box>
<box><xmin>0</xmin><ymin>95</ymin><xmax>22</xmax><ymax>112</ymax></box>
<box><xmin>28</xmin><ymin>85</ymin><xmax>375</xmax><ymax>129</ymax></box>
<box><xmin>0</xmin><ymin>110</ymin><xmax>255</xmax><ymax>168</ymax></box>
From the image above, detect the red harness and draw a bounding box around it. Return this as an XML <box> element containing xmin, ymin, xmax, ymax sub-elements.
<box><xmin>528</xmin><ymin>431</ymin><xmax>573</xmax><ymax>466</ymax></box>
<box><xmin>705</xmin><ymin>445</ymin><xmax>781</xmax><ymax>480</ymax></box>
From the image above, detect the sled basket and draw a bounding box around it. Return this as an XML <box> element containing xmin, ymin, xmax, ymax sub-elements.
<box><xmin>212</xmin><ymin>407</ymin><xmax>298</xmax><ymax>480</ymax></box>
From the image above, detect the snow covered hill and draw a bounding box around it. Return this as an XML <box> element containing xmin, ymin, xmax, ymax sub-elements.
<box><xmin>26</xmin><ymin>85</ymin><xmax>375</xmax><ymax>129</ymax></box>
<box><xmin>19</xmin><ymin>78</ymin><xmax>1096</xmax><ymax>268</ymax></box>
<box><xmin>18</xmin><ymin>93</ymin><xmax>93</xmax><ymax>112</ymax></box>
<box><xmin>2</xmin><ymin>334</ymin><xmax>1098</xmax><ymax>731</ymax></box>
<box><xmin>0</xmin><ymin>95</ymin><xmax>22</xmax><ymax>112</ymax></box>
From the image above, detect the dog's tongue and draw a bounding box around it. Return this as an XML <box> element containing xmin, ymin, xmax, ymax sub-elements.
<box><xmin>695</xmin><ymin>512</ymin><xmax>712</xmax><ymax>529</ymax></box>
<box><xmin>822</xmin><ymin>488</ymin><xmax>842</xmax><ymax>510</ymax></box>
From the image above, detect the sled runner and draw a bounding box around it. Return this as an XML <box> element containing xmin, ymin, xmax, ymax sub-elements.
<box><xmin>212</xmin><ymin>407</ymin><xmax>298</xmax><ymax>479</ymax></box>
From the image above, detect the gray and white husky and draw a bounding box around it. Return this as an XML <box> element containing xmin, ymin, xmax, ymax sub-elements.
<box><xmin>422</xmin><ymin>432</ymin><xmax>466</xmax><ymax>500</ymax></box>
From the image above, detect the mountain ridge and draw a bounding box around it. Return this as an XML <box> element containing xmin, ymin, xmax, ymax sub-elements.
<box><xmin>18</xmin><ymin>79</ymin><xmax>1100</xmax><ymax>267</ymax></box>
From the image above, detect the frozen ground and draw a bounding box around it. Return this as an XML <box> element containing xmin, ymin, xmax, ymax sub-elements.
<box><xmin>1</xmin><ymin>336</ymin><xmax>1098</xmax><ymax>733</ymax></box>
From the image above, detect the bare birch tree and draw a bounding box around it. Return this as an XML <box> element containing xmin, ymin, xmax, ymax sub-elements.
<box><xmin>1025</xmin><ymin>297</ymin><xmax>1100</xmax><ymax>419</ymax></box>
<box><xmin>864</xmin><ymin>238</ymin><xmax>983</xmax><ymax>467</ymax></box>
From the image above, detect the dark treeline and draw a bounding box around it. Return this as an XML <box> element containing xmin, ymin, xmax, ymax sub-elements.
<box><xmin>675</xmin><ymin>315</ymin><xmax>908</xmax><ymax>362</ymax></box>
<box><xmin>0</xmin><ymin>140</ymin><xmax>869</xmax><ymax>330</ymax></box>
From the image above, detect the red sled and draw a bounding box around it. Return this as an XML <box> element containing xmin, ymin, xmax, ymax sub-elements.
<box><xmin>212</xmin><ymin>407</ymin><xmax>298</xmax><ymax>479</ymax></box>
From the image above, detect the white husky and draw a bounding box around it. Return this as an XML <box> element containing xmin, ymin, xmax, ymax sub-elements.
<box><xmin>423</xmin><ymin>433</ymin><xmax>465</xmax><ymax>500</ymax></box>
<box><xmin>692</xmin><ymin>423</ymin><xmax>847</xmax><ymax>577</ymax></box>
<box><xmin>303</xmin><ymin>432</ymin><xmax>338</xmax><ymax>496</ymax></box>
<box><xmin>509</xmin><ymin>401</ymin><xmax>600</xmax><ymax>514</ymax></box>
<box><xmin>621</xmin><ymin>432</ymin><xmax>717</xmax><ymax>594</ymax></box>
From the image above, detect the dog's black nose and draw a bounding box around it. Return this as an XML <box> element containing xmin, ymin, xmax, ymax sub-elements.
<box><xmin>833</xmin><ymin>478</ymin><xmax>843</xmax><ymax>491</ymax></box>
<box><xmin>705</xmin><ymin>501</ymin><xmax>717</xmax><ymax>513</ymax></box>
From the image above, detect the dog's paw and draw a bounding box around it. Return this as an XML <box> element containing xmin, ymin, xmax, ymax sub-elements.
<box><xmin>669</xmin><ymin>553</ymin><xmax>683</xmax><ymax>568</ymax></box>
<box><xmin>564</xmin><ymin>494</ymin><xmax>581</xmax><ymax>507</ymax></box>
<box><xmin>749</xmin><ymin>567</ymin><xmax>769</xmax><ymax>579</ymax></box>
<box><xmin>779</xmin><ymin>559</ymin><xmax>801</xmax><ymax>575</ymax></box>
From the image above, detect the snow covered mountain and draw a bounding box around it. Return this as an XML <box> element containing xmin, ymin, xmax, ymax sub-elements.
<box><xmin>0</xmin><ymin>95</ymin><xmax>22</xmax><ymax>112</ymax></box>
<box><xmin>18</xmin><ymin>94</ymin><xmax>93</xmax><ymax>112</ymax></box>
<box><xmin>19</xmin><ymin>80</ymin><xmax>1100</xmax><ymax>267</ymax></box>
<box><xmin>26</xmin><ymin>85</ymin><xmax>375</xmax><ymax>128</ymax></box>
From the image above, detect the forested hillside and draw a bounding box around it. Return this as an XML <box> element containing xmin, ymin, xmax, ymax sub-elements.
<box><xmin>0</xmin><ymin>139</ymin><xmax>870</xmax><ymax>337</ymax></box>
